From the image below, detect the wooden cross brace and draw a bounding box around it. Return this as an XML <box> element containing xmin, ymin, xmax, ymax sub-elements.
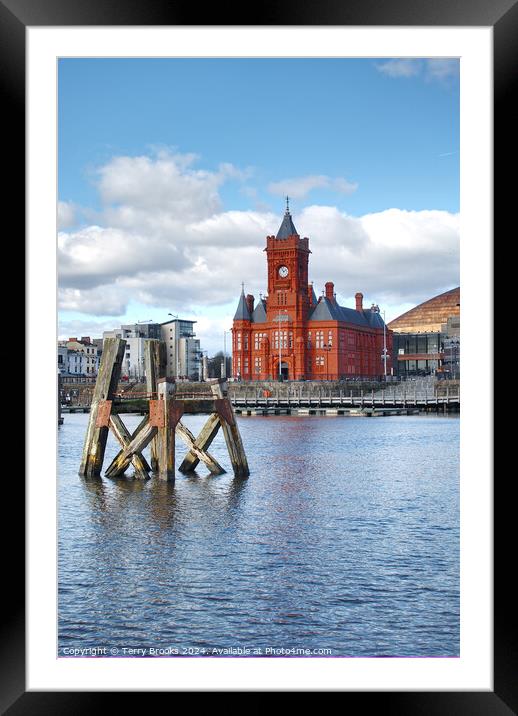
<box><xmin>176</xmin><ymin>420</ymin><xmax>225</xmax><ymax>475</ymax></box>
<box><xmin>103</xmin><ymin>412</ymin><xmax>226</xmax><ymax>479</ymax></box>
<box><xmin>178</xmin><ymin>387</ymin><xmax>249</xmax><ymax>478</ymax></box>
<box><xmin>104</xmin><ymin>414</ymin><xmax>157</xmax><ymax>479</ymax></box>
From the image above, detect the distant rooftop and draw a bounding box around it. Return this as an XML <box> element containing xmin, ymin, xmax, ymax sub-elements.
<box><xmin>388</xmin><ymin>287</ymin><xmax>460</xmax><ymax>333</ymax></box>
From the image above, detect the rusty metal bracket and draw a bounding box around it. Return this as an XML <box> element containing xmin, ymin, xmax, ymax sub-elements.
<box><xmin>149</xmin><ymin>400</ymin><xmax>184</xmax><ymax>429</ymax></box>
<box><xmin>95</xmin><ymin>400</ymin><xmax>112</xmax><ymax>427</ymax></box>
<box><xmin>168</xmin><ymin>401</ymin><xmax>184</xmax><ymax>429</ymax></box>
<box><xmin>149</xmin><ymin>399</ymin><xmax>165</xmax><ymax>428</ymax></box>
<box><xmin>214</xmin><ymin>398</ymin><xmax>235</xmax><ymax>426</ymax></box>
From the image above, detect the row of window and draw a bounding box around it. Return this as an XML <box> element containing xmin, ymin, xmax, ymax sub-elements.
<box><xmin>235</xmin><ymin>330</ymin><xmax>382</xmax><ymax>354</ymax></box>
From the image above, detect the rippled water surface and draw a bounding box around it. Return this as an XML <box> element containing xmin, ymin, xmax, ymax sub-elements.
<box><xmin>58</xmin><ymin>413</ymin><xmax>459</xmax><ymax>657</ymax></box>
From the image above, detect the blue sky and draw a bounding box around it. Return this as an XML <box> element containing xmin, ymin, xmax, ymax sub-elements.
<box><xmin>58</xmin><ymin>58</ymin><xmax>459</xmax><ymax>353</ymax></box>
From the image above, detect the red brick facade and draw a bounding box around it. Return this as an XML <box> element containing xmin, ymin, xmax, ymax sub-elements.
<box><xmin>232</xmin><ymin>209</ymin><xmax>392</xmax><ymax>381</ymax></box>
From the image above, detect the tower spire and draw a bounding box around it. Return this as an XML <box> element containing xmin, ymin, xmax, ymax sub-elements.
<box><xmin>276</xmin><ymin>198</ymin><xmax>298</xmax><ymax>239</ymax></box>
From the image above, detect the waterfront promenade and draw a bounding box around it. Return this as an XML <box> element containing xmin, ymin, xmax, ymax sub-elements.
<box><xmin>61</xmin><ymin>377</ymin><xmax>459</xmax><ymax>416</ymax></box>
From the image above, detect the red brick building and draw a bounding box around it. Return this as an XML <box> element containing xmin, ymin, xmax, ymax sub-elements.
<box><xmin>231</xmin><ymin>205</ymin><xmax>393</xmax><ymax>381</ymax></box>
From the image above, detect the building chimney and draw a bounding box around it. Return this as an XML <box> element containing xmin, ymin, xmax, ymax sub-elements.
<box><xmin>307</xmin><ymin>283</ymin><xmax>314</xmax><ymax>306</ymax></box>
<box><xmin>355</xmin><ymin>292</ymin><xmax>363</xmax><ymax>312</ymax></box>
<box><xmin>81</xmin><ymin>336</ymin><xmax>91</xmax><ymax>344</ymax></box>
<box><xmin>325</xmin><ymin>282</ymin><xmax>334</xmax><ymax>300</ymax></box>
<box><xmin>245</xmin><ymin>294</ymin><xmax>255</xmax><ymax>314</ymax></box>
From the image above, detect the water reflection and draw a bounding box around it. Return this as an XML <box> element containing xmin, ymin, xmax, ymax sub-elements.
<box><xmin>59</xmin><ymin>413</ymin><xmax>459</xmax><ymax>657</ymax></box>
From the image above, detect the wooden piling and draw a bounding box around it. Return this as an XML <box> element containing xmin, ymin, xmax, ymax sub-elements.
<box><xmin>79</xmin><ymin>342</ymin><xmax>250</xmax><ymax>482</ymax></box>
<box><xmin>156</xmin><ymin>378</ymin><xmax>181</xmax><ymax>481</ymax></box>
<box><xmin>145</xmin><ymin>339</ymin><xmax>166</xmax><ymax>472</ymax></box>
<box><xmin>79</xmin><ymin>338</ymin><xmax>126</xmax><ymax>477</ymax></box>
<box><xmin>58</xmin><ymin>373</ymin><xmax>63</xmax><ymax>425</ymax></box>
<box><xmin>211</xmin><ymin>381</ymin><xmax>250</xmax><ymax>478</ymax></box>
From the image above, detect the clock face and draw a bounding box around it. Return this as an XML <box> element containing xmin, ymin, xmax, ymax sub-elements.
<box><xmin>278</xmin><ymin>265</ymin><xmax>289</xmax><ymax>278</ymax></box>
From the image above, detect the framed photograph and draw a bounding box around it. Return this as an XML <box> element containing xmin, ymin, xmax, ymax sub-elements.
<box><xmin>7</xmin><ymin>0</ymin><xmax>508</xmax><ymax>709</ymax></box>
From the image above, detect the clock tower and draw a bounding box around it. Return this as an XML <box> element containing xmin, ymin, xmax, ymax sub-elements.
<box><xmin>231</xmin><ymin>200</ymin><xmax>392</xmax><ymax>381</ymax></box>
<box><xmin>265</xmin><ymin>198</ymin><xmax>311</xmax><ymax>324</ymax></box>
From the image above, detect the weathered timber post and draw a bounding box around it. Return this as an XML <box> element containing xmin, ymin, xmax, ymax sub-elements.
<box><xmin>211</xmin><ymin>380</ymin><xmax>250</xmax><ymax>478</ymax></box>
<box><xmin>145</xmin><ymin>339</ymin><xmax>166</xmax><ymax>472</ymax></box>
<box><xmin>155</xmin><ymin>378</ymin><xmax>183</xmax><ymax>481</ymax></box>
<box><xmin>79</xmin><ymin>337</ymin><xmax>126</xmax><ymax>477</ymax></box>
<box><xmin>58</xmin><ymin>373</ymin><xmax>63</xmax><ymax>425</ymax></box>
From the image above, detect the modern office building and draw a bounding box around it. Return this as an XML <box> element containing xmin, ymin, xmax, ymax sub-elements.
<box><xmin>388</xmin><ymin>287</ymin><xmax>460</xmax><ymax>377</ymax></box>
<box><xmin>160</xmin><ymin>318</ymin><xmax>201</xmax><ymax>380</ymax></box>
<box><xmin>102</xmin><ymin>323</ymin><xmax>162</xmax><ymax>380</ymax></box>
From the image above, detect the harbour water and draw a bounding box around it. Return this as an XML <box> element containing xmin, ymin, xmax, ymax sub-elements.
<box><xmin>58</xmin><ymin>413</ymin><xmax>459</xmax><ymax>657</ymax></box>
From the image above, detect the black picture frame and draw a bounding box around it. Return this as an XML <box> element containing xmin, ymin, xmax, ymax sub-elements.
<box><xmin>7</xmin><ymin>0</ymin><xmax>507</xmax><ymax>709</ymax></box>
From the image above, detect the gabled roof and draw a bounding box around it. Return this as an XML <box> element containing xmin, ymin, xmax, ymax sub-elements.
<box><xmin>276</xmin><ymin>210</ymin><xmax>299</xmax><ymax>239</ymax></box>
<box><xmin>233</xmin><ymin>289</ymin><xmax>252</xmax><ymax>321</ymax></box>
<box><xmin>252</xmin><ymin>299</ymin><xmax>267</xmax><ymax>323</ymax></box>
<box><xmin>308</xmin><ymin>297</ymin><xmax>388</xmax><ymax>329</ymax></box>
<box><xmin>308</xmin><ymin>296</ymin><xmax>342</xmax><ymax>321</ymax></box>
<box><xmin>363</xmin><ymin>308</ymin><xmax>385</xmax><ymax>329</ymax></box>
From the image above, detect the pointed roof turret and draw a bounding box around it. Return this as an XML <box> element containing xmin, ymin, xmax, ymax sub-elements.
<box><xmin>252</xmin><ymin>299</ymin><xmax>267</xmax><ymax>323</ymax></box>
<box><xmin>233</xmin><ymin>284</ymin><xmax>252</xmax><ymax>321</ymax></box>
<box><xmin>276</xmin><ymin>196</ymin><xmax>299</xmax><ymax>239</ymax></box>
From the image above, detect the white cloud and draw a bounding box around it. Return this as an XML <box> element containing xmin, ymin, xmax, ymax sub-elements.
<box><xmin>375</xmin><ymin>59</ymin><xmax>421</xmax><ymax>78</ymax></box>
<box><xmin>375</xmin><ymin>58</ymin><xmax>459</xmax><ymax>85</ymax></box>
<box><xmin>58</xmin><ymin>225</ymin><xmax>190</xmax><ymax>289</ymax></box>
<box><xmin>425</xmin><ymin>59</ymin><xmax>459</xmax><ymax>83</ymax></box>
<box><xmin>58</xmin><ymin>317</ymin><xmax>128</xmax><ymax>340</ymax></box>
<box><xmin>303</xmin><ymin>206</ymin><xmax>459</xmax><ymax>304</ymax></box>
<box><xmin>57</xmin><ymin>201</ymin><xmax>77</xmax><ymax>229</ymax></box>
<box><xmin>58</xmin><ymin>150</ymin><xmax>459</xmax><ymax>328</ymax></box>
<box><xmin>268</xmin><ymin>174</ymin><xmax>357</xmax><ymax>199</ymax></box>
<box><xmin>58</xmin><ymin>285</ymin><xmax>129</xmax><ymax>316</ymax></box>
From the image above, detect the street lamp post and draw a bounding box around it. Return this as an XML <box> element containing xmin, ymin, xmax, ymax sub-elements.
<box><xmin>277</xmin><ymin>310</ymin><xmax>287</xmax><ymax>381</ymax></box>
<box><xmin>381</xmin><ymin>309</ymin><xmax>390</xmax><ymax>380</ymax></box>
<box><xmin>323</xmin><ymin>343</ymin><xmax>332</xmax><ymax>381</ymax></box>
